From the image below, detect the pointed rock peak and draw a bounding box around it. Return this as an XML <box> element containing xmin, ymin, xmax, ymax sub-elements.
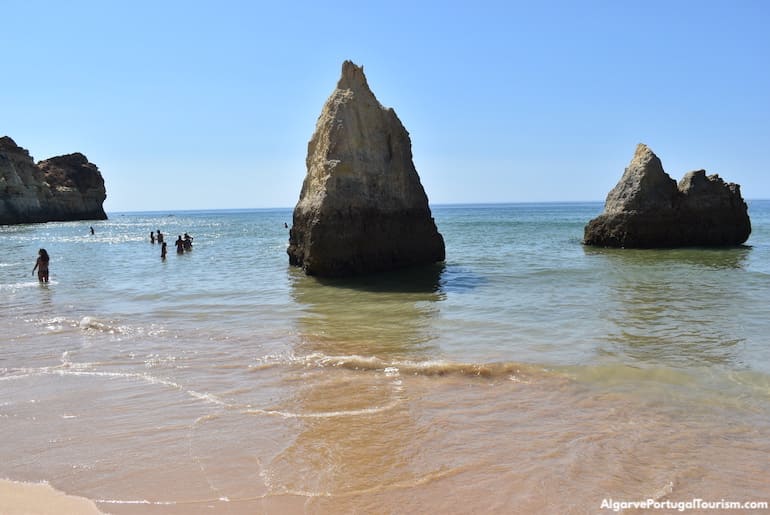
<box><xmin>336</xmin><ymin>60</ymin><xmax>371</xmax><ymax>93</ymax></box>
<box><xmin>634</xmin><ymin>142</ymin><xmax>653</xmax><ymax>157</ymax></box>
<box><xmin>602</xmin><ymin>143</ymin><xmax>677</xmax><ymax>216</ymax></box>
<box><xmin>629</xmin><ymin>143</ymin><xmax>664</xmax><ymax>174</ymax></box>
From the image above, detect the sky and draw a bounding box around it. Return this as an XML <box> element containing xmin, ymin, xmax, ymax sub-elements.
<box><xmin>3</xmin><ymin>0</ymin><xmax>769</xmax><ymax>212</ymax></box>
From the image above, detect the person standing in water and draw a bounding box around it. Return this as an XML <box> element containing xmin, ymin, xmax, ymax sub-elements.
<box><xmin>90</xmin><ymin>226</ymin><xmax>95</xmax><ymax>235</ymax></box>
<box><xmin>175</xmin><ymin>235</ymin><xmax>185</xmax><ymax>254</ymax></box>
<box><xmin>150</xmin><ymin>231</ymin><xmax>156</xmax><ymax>244</ymax></box>
<box><xmin>32</xmin><ymin>248</ymin><xmax>50</xmax><ymax>283</ymax></box>
<box><xmin>161</xmin><ymin>241</ymin><xmax>167</xmax><ymax>259</ymax></box>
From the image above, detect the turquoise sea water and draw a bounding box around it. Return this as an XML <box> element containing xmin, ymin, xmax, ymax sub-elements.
<box><xmin>2</xmin><ymin>202</ymin><xmax>770</xmax><ymax>513</ymax></box>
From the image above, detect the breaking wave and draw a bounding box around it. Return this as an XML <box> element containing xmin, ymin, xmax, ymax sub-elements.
<box><xmin>251</xmin><ymin>351</ymin><xmax>545</xmax><ymax>381</ymax></box>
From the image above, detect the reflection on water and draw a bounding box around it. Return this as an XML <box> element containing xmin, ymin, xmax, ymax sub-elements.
<box><xmin>583</xmin><ymin>244</ymin><xmax>751</xmax><ymax>269</ymax></box>
<box><xmin>289</xmin><ymin>266</ymin><xmax>445</xmax><ymax>357</ymax></box>
<box><xmin>586</xmin><ymin>246</ymin><xmax>751</xmax><ymax>368</ymax></box>
<box><xmin>311</xmin><ymin>263</ymin><xmax>446</xmax><ymax>294</ymax></box>
<box><xmin>265</xmin><ymin>267</ymin><xmax>457</xmax><ymax>505</ymax></box>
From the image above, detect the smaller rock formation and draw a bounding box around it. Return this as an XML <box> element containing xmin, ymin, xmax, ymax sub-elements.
<box><xmin>584</xmin><ymin>144</ymin><xmax>750</xmax><ymax>247</ymax></box>
<box><xmin>0</xmin><ymin>136</ymin><xmax>107</xmax><ymax>225</ymax></box>
<box><xmin>288</xmin><ymin>61</ymin><xmax>445</xmax><ymax>277</ymax></box>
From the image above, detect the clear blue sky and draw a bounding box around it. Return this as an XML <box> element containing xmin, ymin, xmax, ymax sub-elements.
<box><xmin>3</xmin><ymin>0</ymin><xmax>769</xmax><ymax>212</ymax></box>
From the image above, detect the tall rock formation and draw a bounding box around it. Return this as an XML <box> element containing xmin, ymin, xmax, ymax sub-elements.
<box><xmin>584</xmin><ymin>144</ymin><xmax>750</xmax><ymax>247</ymax></box>
<box><xmin>0</xmin><ymin>136</ymin><xmax>107</xmax><ymax>225</ymax></box>
<box><xmin>288</xmin><ymin>61</ymin><xmax>445</xmax><ymax>276</ymax></box>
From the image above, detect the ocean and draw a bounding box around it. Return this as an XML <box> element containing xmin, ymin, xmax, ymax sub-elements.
<box><xmin>1</xmin><ymin>202</ymin><xmax>769</xmax><ymax>514</ymax></box>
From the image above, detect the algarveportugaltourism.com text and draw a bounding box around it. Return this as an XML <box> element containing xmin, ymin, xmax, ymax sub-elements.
<box><xmin>601</xmin><ymin>498</ymin><xmax>769</xmax><ymax>512</ymax></box>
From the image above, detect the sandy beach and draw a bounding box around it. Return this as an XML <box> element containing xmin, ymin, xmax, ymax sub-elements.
<box><xmin>0</xmin><ymin>479</ymin><xmax>103</xmax><ymax>515</ymax></box>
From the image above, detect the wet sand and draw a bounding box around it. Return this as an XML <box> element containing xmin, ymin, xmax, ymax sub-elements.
<box><xmin>3</xmin><ymin>366</ymin><xmax>769</xmax><ymax>514</ymax></box>
<box><xmin>0</xmin><ymin>479</ymin><xmax>103</xmax><ymax>515</ymax></box>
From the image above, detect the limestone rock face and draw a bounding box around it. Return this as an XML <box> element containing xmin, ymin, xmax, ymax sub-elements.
<box><xmin>0</xmin><ymin>136</ymin><xmax>107</xmax><ymax>225</ymax></box>
<box><xmin>584</xmin><ymin>144</ymin><xmax>750</xmax><ymax>247</ymax></box>
<box><xmin>288</xmin><ymin>61</ymin><xmax>445</xmax><ymax>276</ymax></box>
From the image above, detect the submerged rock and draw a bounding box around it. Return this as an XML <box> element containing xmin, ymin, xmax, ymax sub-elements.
<box><xmin>288</xmin><ymin>61</ymin><xmax>445</xmax><ymax>276</ymax></box>
<box><xmin>584</xmin><ymin>144</ymin><xmax>750</xmax><ymax>247</ymax></box>
<box><xmin>0</xmin><ymin>136</ymin><xmax>107</xmax><ymax>224</ymax></box>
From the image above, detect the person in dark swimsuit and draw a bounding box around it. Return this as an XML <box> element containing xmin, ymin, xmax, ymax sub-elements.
<box><xmin>32</xmin><ymin>248</ymin><xmax>50</xmax><ymax>283</ymax></box>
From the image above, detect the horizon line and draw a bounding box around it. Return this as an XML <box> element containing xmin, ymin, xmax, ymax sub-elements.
<box><xmin>106</xmin><ymin>200</ymin><xmax>606</xmax><ymax>215</ymax></box>
<box><xmin>106</xmin><ymin>198</ymin><xmax>770</xmax><ymax>215</ymax></box>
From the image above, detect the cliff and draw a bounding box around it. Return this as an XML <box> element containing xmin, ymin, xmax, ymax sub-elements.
<box><xmin>288</xmin><ymin>61</ymin><xmax>445</xmax><ymax>277</ymax></box>
<box><xmin>0</xmin><ymin>136</ymin><xmax>107</xmax><ymax>224</ymax></box>
<box><xmin>584</xmin><ymin>144</ymin><xmax>750</xmax><ymax>247</ymax></box>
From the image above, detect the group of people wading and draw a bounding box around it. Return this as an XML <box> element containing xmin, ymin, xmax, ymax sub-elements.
<box><xmin>29</xmin><ymin>228</ymin><xmax>195</xmax><ymax>285</ymax></box>
<box><xmin>150</xmin><ymin>230</ymin><xmax>193</xmax><ymax>259</ymax></box>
